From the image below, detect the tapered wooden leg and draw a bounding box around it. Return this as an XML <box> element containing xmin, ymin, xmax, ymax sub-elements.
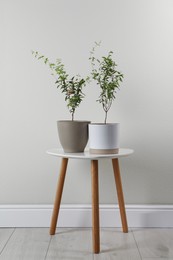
<box><xmin>50</xmin><ymin>158</ymin><xmax>68</xmax><ymax>235</ymax></box>
<box><xmin>91</xmin><ymin>160</ymin><xmax>100</xmax><ymax>254</ymax></box>
<box><xmin>112</xmin><ymin>158</ymin><xmax>128</xmax><ymax>233</ymax></box>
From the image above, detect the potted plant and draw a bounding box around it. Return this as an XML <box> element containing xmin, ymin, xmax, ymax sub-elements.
<box><xmin>32</xmin><ymin>51</ymin><xmax>90</xmax><ymax>153</ymax></box>
<box><xmin>89</xmin><ymin>42</ymin><xmax>124</xmax><ymax>154</ymax></box>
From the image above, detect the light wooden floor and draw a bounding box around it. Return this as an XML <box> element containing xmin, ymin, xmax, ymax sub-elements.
<box><xmin>0</xmin><ymin>228</ymin><xmax>173</xmax><ymax>259</ymax></box>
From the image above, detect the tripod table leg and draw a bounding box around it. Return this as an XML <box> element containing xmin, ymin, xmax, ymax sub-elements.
<box><xmin>91</xmin><ymin>160</ymin><xmax>100</xmax><ymax>254</ymax></box>
<box><xmin>112</xmin><ymin>158</ymin><xmax>128</xmax><ymax>233</ymax></box>
<box><xmin>50</xmin><ymin>158</ymin><xmax>68</xmax><ymax>235</ymax></box>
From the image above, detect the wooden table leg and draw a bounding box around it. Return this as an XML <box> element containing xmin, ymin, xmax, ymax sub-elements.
<box><xmin>112</xmin><ymin>158</ymin><xmax>128</xmax><ymax>233</ymax></box>
<box><xmin>50</xmin><ymin>158</ymin><xmax>68</xmax><ymax>235</ymax></box>
<box><xmin>91</xmin><ymin>160</ymin><xmax>100</xmax><ymax>254</ymax></box>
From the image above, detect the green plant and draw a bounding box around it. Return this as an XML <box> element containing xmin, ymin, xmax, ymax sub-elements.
<box><xmin>89</xmin><ymin>42</ymin><xmax>124</xmax><ymax>124</ymax></box>
<box><xmin>32</xmin><ymin>51</ymin><xmax>89</xmax><ymax>121</ymax></box>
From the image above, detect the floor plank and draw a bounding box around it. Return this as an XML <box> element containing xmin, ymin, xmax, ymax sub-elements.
<box><xmin>0</xmin><ymin>228</ymin><xmax>14</xmax><ymax>253</ymax></box>
<box><xmin>94</xmin><ymin>228</ymin><xmax>141</xmax><ymax>260</ymax></box>
<box><xmin>46</xmin><ymin>228</ymin><xmax>93</xmax><ymax>260</ymax></box>
<box><xmin>142</xmin><ymin>258</ymin><xmax>173</xmax><ymax>260</ymax></box>
<box><xmin>133</xmin><ymin>228</ymin><xmax>173</xmax><ymax>258</ymax></box>
<box><xmin>1</xmin><ymin>228</ymin><xmax>173</xmax><ymax>260</ymax></box>
<box><xmin>0</xmin><ymin>228</ymin><xmax>51</xmax><ymax>260</ymax></box>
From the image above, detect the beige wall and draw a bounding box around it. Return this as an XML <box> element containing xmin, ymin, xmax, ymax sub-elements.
<box><xmin>1</xmin><ymin>0</ymin><xmax>173</xmax><ymax>204</ymax></box>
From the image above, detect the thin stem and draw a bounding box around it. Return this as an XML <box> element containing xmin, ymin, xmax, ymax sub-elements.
<box><xmin>72</xmin><ymin>112</ymin><xmax>74</xmax><ymax>121</ymax></box>
<box><xmin>104</xmin><ymin>111</ymin><xmax>108</xmax><ymax>124</ymax></box>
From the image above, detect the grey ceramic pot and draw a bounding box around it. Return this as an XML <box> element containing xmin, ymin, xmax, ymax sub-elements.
<box><xmin>57</xmin><ymin>120</ymin><xmax>90</xmax><ymax>153</ymax></box>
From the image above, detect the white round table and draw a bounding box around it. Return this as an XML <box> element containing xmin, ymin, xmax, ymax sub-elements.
<box><xmin>47</xmin><ymin>148</ymin><xmax>134</xmax><ymax>254</ymax></box>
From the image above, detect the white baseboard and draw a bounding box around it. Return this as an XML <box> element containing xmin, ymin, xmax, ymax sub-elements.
<box><xmin>0</xmin><ymin>204</ymin><xmax>173</xmax><ymax>228</ymax></box>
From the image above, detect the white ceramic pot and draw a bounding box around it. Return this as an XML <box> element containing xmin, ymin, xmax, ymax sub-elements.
<box><xmin>89</xmin><ymin>123</ymin><xmax>120</xmax><ymax>154</ymax></box>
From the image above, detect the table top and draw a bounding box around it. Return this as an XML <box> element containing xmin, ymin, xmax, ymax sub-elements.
<box><xmin>46</xmin><ymin>148</ymin><xmax>134</xmax><ymax>159</ymax></box>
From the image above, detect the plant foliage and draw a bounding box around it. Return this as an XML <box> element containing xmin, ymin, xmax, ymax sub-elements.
<box><xmin>32</xmin><ymin>51</ymin><xmax>89</xmax><ymax>121</ymax></box>
<box><xmin>89</xmin><ymin>42</ymin><xmax>124</xmax><ymax>124</ymax></box>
